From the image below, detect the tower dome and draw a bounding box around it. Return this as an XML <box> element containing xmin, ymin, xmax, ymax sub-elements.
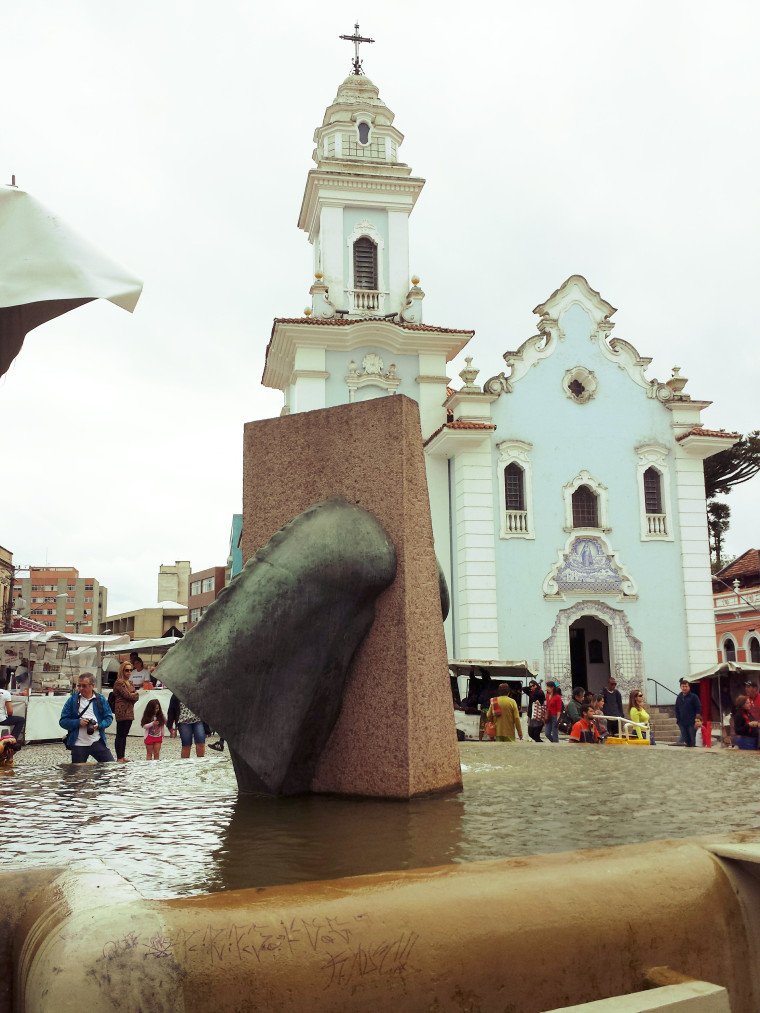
<box><xmin>312</xmin><ymin>74</ymin><xmax>404</xmax><ymax>166</ymax></box>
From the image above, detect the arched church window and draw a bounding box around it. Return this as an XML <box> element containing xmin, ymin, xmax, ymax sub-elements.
<box><xmin>353</xmin><ymin>237</ymin><xmax>378</xmax><ymax>290</ymax></box>
<box><xmin>749</xmin><ymin>637</ymin><xmax>760</xmax><ymax>664</ymax></box>
<box><xmin>357</xmin><ymin>121</ymin><xmax>370</xmax><ymax>145</ymax></box>
<box><xmin>572</xmin><ymin>485</ymin><xmax>598</xmax><ymax>528</ymax></box>
<box><xmin>643</xmin><ymin>467</ymin><xmax>663</xmax><ymax>514</ymax></box>
<box><xmin>724</xmin><ymin>638</ymin><xmax>736</xmax><ymax>662</ymax></box>
<box><xmin>504</xmin><ymin>463</ymin><xmax>525</xmax><ymax>511</ymax></box>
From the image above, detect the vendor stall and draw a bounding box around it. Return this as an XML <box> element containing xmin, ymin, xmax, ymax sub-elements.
<box><xmin>0</xmin><ymin>631</ymin><xmax>129</xmax><ymax>741</ymax></box>
<box><xmin>449</xmin><ymin>659</ymin><xmax>538</xmax><ymax>740</ymax></box>
<box><xmin>690</xmin><ymin>661</ymin><xmax>760</xmax><ymax>747</ymax></box>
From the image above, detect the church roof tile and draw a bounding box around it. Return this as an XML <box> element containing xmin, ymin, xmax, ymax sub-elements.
<box><xmin>676</xmin><ymin>426</ymin><xmax>741</xmax><ymax>442</ymax></box>
<box><xmin>272</xmin><ymin>317</ymin><xmax>474</xmax><ymax>336</ymax></box>
<box><xmin>715</xmin><ymin>549</ymin><xmax>760</xmax><ymax>582</ymax></box>
<box><xmin>424</xmin><ymin>421</ymin><xmax>496</xmax><ymax>446</ymax></box>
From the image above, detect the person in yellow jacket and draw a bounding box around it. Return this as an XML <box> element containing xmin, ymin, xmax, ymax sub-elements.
<box><xmin>486</xmin><ymin>684</ymin><xmax>523</xmax><ymax>742</ymax></box>
<box><xmin>629</xmin><ymin>690</ymin><xmax>650</xmax><ymax>740</ymax></box>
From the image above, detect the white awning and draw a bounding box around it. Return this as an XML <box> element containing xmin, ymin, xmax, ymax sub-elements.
<box><xmin>0</xmin><ymin>185</ymin><xmax>142</xmax><ymax>375</ymax></box>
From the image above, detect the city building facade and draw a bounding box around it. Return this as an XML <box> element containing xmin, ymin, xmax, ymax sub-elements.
<box><xmin>260</xmin><ymin>67</ymin><xmax>737</xmax><ymax>697</ymax></box>
<box><xmin>713</xmin><ymin>550</ymin><xmax>760</xmax><ymax>664</ymax></box>
<box><xmin>12</xmin><ymin>566</ymin><xmax>107</xmax><ymax>634</ymax></box>
<box><xmin>99</xmin><ymin>603</ymin><xmax>187</xmax><ymax>640</ymax></box>
<box><xmin>158</xmin><ymin>561</ymin><xmax>191</xmax><ymax>607</ymax></box>
<box><xmin>187</xmin><ymin>566</ymin><xmax>226</xmax><ymax>628</ymax></box>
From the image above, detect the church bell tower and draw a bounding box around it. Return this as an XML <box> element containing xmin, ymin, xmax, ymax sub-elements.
<box><xmin>298</xmin><ymin>27</ymin><xmax>425</xmax><ymax>320</ymax></box>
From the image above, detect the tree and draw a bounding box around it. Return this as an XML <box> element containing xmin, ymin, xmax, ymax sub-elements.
<box><xmin>704</xmin><ymin>430</ymin><xmax>760</xmax><ymax>499</ymax></box>
<box><xmin>707</xmin><ymin>501</ymin><xmax>731</xmax><ymax>570</ymax></box>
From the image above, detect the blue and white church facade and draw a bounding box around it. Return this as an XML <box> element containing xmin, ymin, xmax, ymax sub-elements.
<box><xmin>262</xmin><ymin>71</ymin><xmax>737</xmax><ymax>697</ymax></box>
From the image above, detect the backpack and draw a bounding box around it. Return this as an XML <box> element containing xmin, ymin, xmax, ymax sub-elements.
<box><xmin>108</xmin><ymin>690</ymin><xmax>116</xmax><ymax>711</ymax></box>
<box><xmin>558</xmin><ymin>707</ymin><xmax>573</xmax><ymax>735</ymax></box>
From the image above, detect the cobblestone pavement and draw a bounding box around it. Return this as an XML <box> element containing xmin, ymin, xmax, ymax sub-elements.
<box><xmin>12</xmin><ymin>732</ymin><xmax>223</xmax><ymax>767</ymax></box>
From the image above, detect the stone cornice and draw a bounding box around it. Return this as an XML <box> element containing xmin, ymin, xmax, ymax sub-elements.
<box><xmin>415</xmin><ymin>374</ymin><xmax>450</xmax><ymax>385</ymax></box>
<box><xmin>263</xmin><ymin>320</ymin><xmax>470</xmax><ymax>391</ymax></box>
<box><xmin>299</xmin><ymin>171</ymin><xmax>425</xmax><ymax>234</ymax></box>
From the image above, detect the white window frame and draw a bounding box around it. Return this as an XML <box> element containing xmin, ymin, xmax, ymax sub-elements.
<box><xmin>721</xmin><ymin>634</ymin><xmax>737</xmax><ymax>662</ymax></box>
<box><xmin>743</xmin><ymin>631</ymin><xmax>760</xmax><ymax>662</ymax></box>
<box><xmin>563</xmin><ymin>470</ymin><xmax>610</xmax><ymax>533</ymax></box>
<box><xmin>496</xmin><ymin>439</ymin><xmax>535</xmax><ymax>540</ymax></box>
<box><xmin>635</xmin><ymin>443</ymin><xmax>674</xmax><ymax>542</ymax></box>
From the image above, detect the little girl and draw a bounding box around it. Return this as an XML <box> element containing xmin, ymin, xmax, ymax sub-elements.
<box><xmin>141</xmin><ymin>699</ymin><xmax>166</xmax><ymax>760</ymax></box>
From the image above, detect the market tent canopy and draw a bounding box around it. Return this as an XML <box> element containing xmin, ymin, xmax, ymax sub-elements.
<box><xmin>0</xmin><ymin>631</ymin><xmax>130</xmax><ymax>648</ymax></box>
<box><xmin>448</xmin><ymin>659</ymin><xmax>538</xmax><ymax>679</ymax></box>
<box><xmin>102</xmin><ymin>636</ymin><xmax>183</xmax><ymax>653</ymax></box>
<box><xmin>689</xmin><ymin>661</ymin><xmax>760</xmax><ymax>682</ymax></box>
<box><xmin>0</xmin><ymin>185</ymin><xmax>142</xmax><ymax>376</ymax></box>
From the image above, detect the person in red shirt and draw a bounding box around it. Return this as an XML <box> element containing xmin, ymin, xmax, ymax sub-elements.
<box><xmin>569</xmin><ymin>705</ymin><xmax>601</xmax><ymax>744</ymax></box>
<box><xmin>544</xmin><ymin>681</ymin><xmax>563</xmax><ymax>743</ymax></box>
<box><xmin>744</xmin><ymin>682</ymin><xmax>760</xmax><ymax>723</ymax></box>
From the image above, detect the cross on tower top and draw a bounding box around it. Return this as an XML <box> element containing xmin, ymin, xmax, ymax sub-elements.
<box><xmin>339</xmin><ymin>22</ymin><xmax>375</xmax><ymax>75</ymax></box>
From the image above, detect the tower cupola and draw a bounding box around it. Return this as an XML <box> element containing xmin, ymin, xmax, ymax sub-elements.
<box><xmin>298</xmin><ymin>52</ymin><xmax>425</xmax><ymax>320</ymax></box>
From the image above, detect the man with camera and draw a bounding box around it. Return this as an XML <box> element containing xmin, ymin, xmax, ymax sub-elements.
<box><xmin>59</xmin><ymin>672</ymin><xmax>115</xmax><ymax>763</ymax></box>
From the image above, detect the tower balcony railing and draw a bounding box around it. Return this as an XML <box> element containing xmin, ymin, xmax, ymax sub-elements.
<box><xmin>646</xmin><ymin>513</ymin><xmax>668</xmax><ymax>536</ymax></box>
<box><xmin>345</xmin><ymin>289</ymin><xmax>388</xmax><ymax>314</ymax></box>
<box><xmin>505</xmin><ymin>509</ymin><xmax>529</xmax><ymax>535</ymax></box>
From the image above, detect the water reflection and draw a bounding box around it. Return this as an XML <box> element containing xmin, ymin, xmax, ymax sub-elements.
<box><xmin>5</xmin><ymin>745</ymin><xmax>760</xmax><ymax>900</ymax></box>
<box><xmin>211</xmin><ymin>790</ymin><xmax>465</xmax><ymax>893</ymax></box>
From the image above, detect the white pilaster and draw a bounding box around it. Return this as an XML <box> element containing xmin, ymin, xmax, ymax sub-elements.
<box><xmin>426</xmin><ymin>454</ymin><xmax>453</xmax><ymax>655</ymax></box>
<box><xmin>319</xmin><ymin>206</ymin><xmax>344</xmax><ymax>310</ymax></box>
<box><xmin>387</xmin><ymin>210</ymin><xmax>410</xmax><ymax>314</ymax></box>
<box><xmin>452</xmin><ymin>449</ymin><xmax>499</xmax><ymax>659</ymax></box>
<box><xmin>416</xmin><ymin>351</ymin><xmax>448</xmax><ymax>439</ymax></box>
<box><xmin>290</xmin><ymin>347</ymin><xmax>327</xmax><ymax>413</ymax></box>
<box><xmin>673</xmin><ymin>447</ymin><xmax>718</xmax><ymax>672</ymax></box>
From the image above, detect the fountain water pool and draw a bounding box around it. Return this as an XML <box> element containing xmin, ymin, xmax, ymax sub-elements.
<box><xmin>5</xmin><ymin>743</ymin><xmax>759</xmax><ymax>899</ymax></box>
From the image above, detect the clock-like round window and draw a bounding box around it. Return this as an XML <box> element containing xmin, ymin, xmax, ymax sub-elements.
<box><xmin>563</xmin><ymin>366</ymin><xmax>598</xmax><ymax>404</ymax></box>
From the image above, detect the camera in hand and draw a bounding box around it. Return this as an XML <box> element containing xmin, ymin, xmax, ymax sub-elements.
<box><xmin>86</xmin><ymin>720</ymin><xmax>97</xmax><ymax>735</ymax></box>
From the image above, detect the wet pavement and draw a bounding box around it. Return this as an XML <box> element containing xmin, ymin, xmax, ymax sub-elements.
<box><xmin>4</xmin><ymin>739</ymin><xmax>758</xmax><ymax>899</ymax></box>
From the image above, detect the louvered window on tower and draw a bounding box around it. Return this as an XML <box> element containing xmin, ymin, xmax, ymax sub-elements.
<box><xmin>353</xmin><ymin>237</ymin><xmax>378</xmax><ymax>290</ymax></box>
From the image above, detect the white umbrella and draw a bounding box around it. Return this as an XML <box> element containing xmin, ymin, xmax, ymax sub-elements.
<box><xmin>0</xmin><ymin>183</ymin><xmax>142</xmax><ymax>376</ymax></box>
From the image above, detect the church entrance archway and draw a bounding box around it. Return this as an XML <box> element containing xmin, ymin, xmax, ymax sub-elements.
<box><xmin>543</xmin><ymin>600</ymin><xmax>643</xmax><ymax>701</ymax></box>
<box><xmin>569</xmin><ymin>615</ymin><xmax>611</xmax><ymax>693</ymax></box>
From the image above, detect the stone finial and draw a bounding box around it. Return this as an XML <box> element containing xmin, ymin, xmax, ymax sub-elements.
<box><xmin>458</xmin><ymin>356</ymin><xmax>480</xmax><ymax>391</ymax></box>
<box><xmin>400</xmin><ymin>277</ymin><xmax>425</xmax><ymax>323</ymax></box>
<box><xmin>667</xmin><ymin>365</ymin><xmax>689</xmax><ymax>396</ymax></box>
<box><xmin>733</xmin><ymin>579</ymin><xmax>741</xmax><ymax>593</ymax></box>
<box><xmin>309</xmin><ymin>275</ymin><xmax>336</xmax><ymax>319</ymax></box>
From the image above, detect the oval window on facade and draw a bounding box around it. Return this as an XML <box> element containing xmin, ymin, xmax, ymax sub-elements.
<box><xmin>357</xmin><ymin>121</ymin><xmax>370</xmax><ymax>145</ymax></box>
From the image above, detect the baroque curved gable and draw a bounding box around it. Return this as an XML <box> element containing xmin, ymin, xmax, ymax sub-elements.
<box><xmin>491</xmin><ymin>275</ymin><xmax>675</xmax><ymax>403</ymax></box>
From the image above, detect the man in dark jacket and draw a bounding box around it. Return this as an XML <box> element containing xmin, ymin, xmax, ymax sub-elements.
<box><xmin>59</xmin><ymin>673</ymin><xmax>114</xmax><ymax>762</ymax></box>
<box><xmin>601</xmin><ymin>677</ymin><xmax>624</xmax><ymax>737</ymax></box>
<box><xmin>675</xmin><ymin>678</ymin><xmax>701</xmax><ymax>747</ymax></box>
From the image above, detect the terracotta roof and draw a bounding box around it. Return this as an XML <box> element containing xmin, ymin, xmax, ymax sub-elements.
<box><xmin>715</xmin><ymin>549</ymin><xmax>760</xmax><ymax>582</ymax></box>
<box><xmin>676</xmin><ymin>427</ymin><xmax>740</xmax><ymax>442</ymax></box>
<box><xmin>424</xmin><ymin>421</ymin><xmax>496</xmax><ymax>446</ymax></box>
<box><xmin>272</xmin><ymin>317</ymin><xmax>474</xmax><ymax>336</ymax></box>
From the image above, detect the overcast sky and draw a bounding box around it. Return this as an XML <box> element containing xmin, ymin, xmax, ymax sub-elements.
<box><xmin>1</xmin><ymin>0</ymin><xmax>758</xmax><ymax>614</ymax></box>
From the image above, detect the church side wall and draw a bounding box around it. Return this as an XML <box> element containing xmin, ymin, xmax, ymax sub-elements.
<box><xmin>488</xmin><ymin>304</ymin><xmax>691</xmax><ymax>697</ymax></box>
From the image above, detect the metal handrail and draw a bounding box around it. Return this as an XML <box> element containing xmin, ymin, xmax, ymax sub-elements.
<box><xmin>647</xmin><ymin>678</ymin><xmax>678</xmax><ymax>707</ymax></box>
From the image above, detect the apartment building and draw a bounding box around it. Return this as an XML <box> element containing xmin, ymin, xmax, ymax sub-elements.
<box><xmin>187</xmin><ymin>566</ymin><xmax>226</xmax><ymax>628</ymax></box>
<box><xmin>12</xmin><ymin>566</ymin><xmax>107</xmax><ymax>634</ymax></box>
